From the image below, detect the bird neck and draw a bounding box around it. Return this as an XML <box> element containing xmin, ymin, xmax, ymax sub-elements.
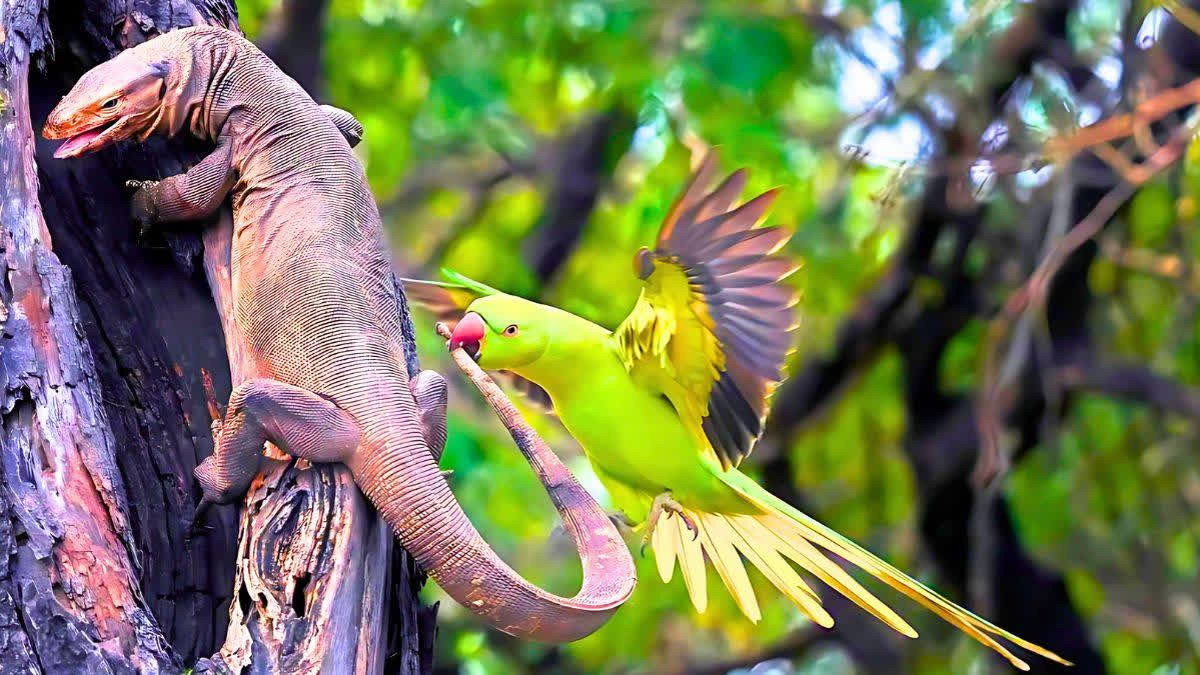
<box><xmin>511</xmin><ymin>320</ymin><xmax>620</xmax><ymax>404</ymax></box>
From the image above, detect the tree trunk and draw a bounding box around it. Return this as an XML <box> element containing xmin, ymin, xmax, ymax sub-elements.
<box><xmin>3</xmin><ymin>1</ymin><xmax>433</xmax><ymax>672</ymax></box>
<box><xmin>1</xmin><ymin>1</ymin><xmax>179</xmax><ymax>671</ymax></box>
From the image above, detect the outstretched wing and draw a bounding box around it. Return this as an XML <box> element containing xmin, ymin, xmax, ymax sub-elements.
<box><xmin>614</xmin><ymin>152</ymin><xmax>797</xmax><ymax>469</ymax></box>
<box><xmin>401</xmin><ymin>271</ymin><xmax>555</xmax><ymax>412</ymax></box>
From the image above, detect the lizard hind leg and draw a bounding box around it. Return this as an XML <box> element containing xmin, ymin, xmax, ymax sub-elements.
<box><xmin>409</xmin><ymin>370</ymin><xmax>448</xmax><ymax>462</ymax></box>
<box><xmin>194</xmin><ymin>378</ymin><xmax>362</xmax><ymax>507</ymax></box>
<box><xmin>319</xmin><ymin>104</ymin><xmax>365</xmax><ymax>148</ymax></box>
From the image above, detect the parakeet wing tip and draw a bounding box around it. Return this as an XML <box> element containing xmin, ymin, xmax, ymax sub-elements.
<box><xmin>646</xmin><ymin>153</ymin><xmax>798</xmax><ymax>468</ymax></box>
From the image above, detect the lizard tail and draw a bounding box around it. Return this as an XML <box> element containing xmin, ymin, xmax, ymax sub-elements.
<box><xmin>352</xmin><ymin>341</ymin><xmax>635</xmax><ymax>644</ymax></box>
<box><xmin>648</xmin><ymin>470</ymin><xmax>1071</xmax><ymax>671</ymax></box>
<box><xmin>355</xmin><ymin>447</ymin><xmax>634</xmax><ymax>643</ymax></box>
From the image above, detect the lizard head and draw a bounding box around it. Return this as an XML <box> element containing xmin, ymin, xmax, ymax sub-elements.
<box><xmin>43</xmin><ymin>52</ymin><xmax>171</xmax><ymax>159</ymax></box>
<box><xmin>42</xmin><ymin>27</ymin><xmax>237</xmax><ymax>158</ymax></box>
<box><xmin>450</xmin><ymin>295</ymin><xmax>553</xmax><ymax>371</ymax></box>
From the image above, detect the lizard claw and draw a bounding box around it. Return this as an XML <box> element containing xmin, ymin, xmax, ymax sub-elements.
<box><xmin>209</xmin><ymin>418</ymin><xmax>224</xmax><ymax>447</ymax></box>
<box><xmin>186</xmin><ymin>521</ymin><xmax>216</xmax><ymax>541</ymax></box>
<box><xmin>127</xmin><ymin>181</ymin><xmax>159</xmax><ymax>246</ymax></box>
<box><xmin>133</xmin><ymin>213</ymin><xmax>155</xmax><ymax>247</ymax></box>
<box><xmin>125</xmin><ymin>179</ymin><xmax>155</xmax><ymax>193</ymax></box>
<box><xmin>184</xmin><ymin>498</ymin><xmax>215</xmax><ymax>543</ymax></box>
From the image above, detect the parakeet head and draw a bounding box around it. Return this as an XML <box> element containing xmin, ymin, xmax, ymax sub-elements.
<box><xmin>448</xmin><ymin>295</ymin><xmax>553</xmax><ymax>370</ymax></box>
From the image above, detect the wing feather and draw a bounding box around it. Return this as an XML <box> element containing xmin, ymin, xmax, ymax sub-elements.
<box><xmin>615</xmin><ymin>150</ymin><xmax>798</xmax><ymax>468</ymax></box>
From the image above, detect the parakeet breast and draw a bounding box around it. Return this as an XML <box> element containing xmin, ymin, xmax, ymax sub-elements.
<box><xmin>514</xmin><ymin>334</ymin><xmax>743</xmax><ymax>513</ymax></box>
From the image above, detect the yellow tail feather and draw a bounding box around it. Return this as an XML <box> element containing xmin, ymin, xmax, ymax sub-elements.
<box><xmin>648</xmin><ymin>499</ymin><xmax>1071</xmax><ymax>672</ymax></box>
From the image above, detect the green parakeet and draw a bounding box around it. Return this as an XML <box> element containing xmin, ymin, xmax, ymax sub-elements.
<box><xmin>405</xmin><ymin>153</ymin><xmax>1067</xmax><ymax>670</ymax></box>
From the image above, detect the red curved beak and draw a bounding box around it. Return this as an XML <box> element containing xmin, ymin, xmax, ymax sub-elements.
<box><xmin>449</xmin><ymin>312</ymin><xmax>486</xmax><ymax>360</ymax></box>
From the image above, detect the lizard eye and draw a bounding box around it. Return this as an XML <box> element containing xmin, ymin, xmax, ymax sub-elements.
<box><xmin>101</xmin><ymin>97</ymin><xmax>119</xmax><ymax>109</ymax></box>
<box><xmin>503</xmin><ymin>324</ymin><xmax>519</xmax><ymax>337</ymax></box>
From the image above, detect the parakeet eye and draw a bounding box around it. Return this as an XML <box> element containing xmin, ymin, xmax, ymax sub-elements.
<box><xmin>504</xmin><ymin>324</ymin><xmax>519</xmax><ymax>336</ymax></box>
<box><xmin>101</xmin><ymin>97</ymin><xmax>119</xmax><ymax>109</ymax></box>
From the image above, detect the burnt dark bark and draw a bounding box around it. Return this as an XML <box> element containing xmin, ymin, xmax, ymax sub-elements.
<box><xmin>1</xmin><ymin>0</ymin><xmax>183</xmax><ymax>670</ymax></box>
<box><xmin>3</xmin><ymin>1</ymin><xmax>433</xmax><ymax>672</ymax></box>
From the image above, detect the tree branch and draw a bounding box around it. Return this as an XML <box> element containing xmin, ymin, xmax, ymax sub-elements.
<box><xmin>256</xmin><ymin>0</ymin><xmax>331</xmax><ymax>97</ymax></box>
<box><xmin>525</xmin><ymin>110</ymin><xmax>632</xmax><ymax>283</ymax></box>
<box><xmin>1057</xmin><ymin>359</ymin><xmax>1200</xmax><ymax>417</ymax></box>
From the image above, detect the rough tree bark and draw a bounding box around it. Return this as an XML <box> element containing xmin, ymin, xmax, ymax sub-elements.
<box><xmin>0</xmin><ymin>2</ymin><xmax>178</xmax><ymax>670</ymax></box>
<box><xmin>3</xmin><ymin>0</ymin><xmax>433</xmax><ymax>672</ymax></box>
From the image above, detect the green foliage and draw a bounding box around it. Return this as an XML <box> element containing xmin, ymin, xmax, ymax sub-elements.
<box><xmin>235</xmin><ymin>0</ymin><xmax>1200</xmax><ymax>671</ymax></box>
<box><xmin>1131</xmin><ymin>180</ymin><xmax>1174</xmax><ymax>247</ymax></box>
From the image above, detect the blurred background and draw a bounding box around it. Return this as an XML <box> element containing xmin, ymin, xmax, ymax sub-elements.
<box><xmin>236</xmin><ymin>0</ymin><xmax>1200</xmax><ymax>672</ymax></box>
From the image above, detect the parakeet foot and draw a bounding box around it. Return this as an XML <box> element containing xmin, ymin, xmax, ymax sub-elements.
<box><xmin>609</xmin><ymin>512</ymin><xmax>635</xmax><ymax>528</ymax></box>
<box><xmin>640</xmin><ymin>492</ymin><xmax>697</xmax><ymax>555</ymax></box>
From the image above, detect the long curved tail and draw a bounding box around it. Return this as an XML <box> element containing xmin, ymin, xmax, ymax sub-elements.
<box><xmin>651</xmin><ymin>469</ymin><xmax>1070</xmax><ymax>671</ymax></box>
<box><xmin>353</xmin><ymin>332</ymin><xmax>635</xmax><ymax>644</ymax></box>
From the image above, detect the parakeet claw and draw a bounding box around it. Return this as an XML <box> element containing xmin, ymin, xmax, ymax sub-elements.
<box><xmin>640</xmin><ymin>492</ymin><xmax>697</xmax><ymax>555</ymax></box>
<box><xmin>608</xmin><ymin>511</ymin><xmax>636</xmax><ymax>539</ymax></box>
<box><xmin>678</xmin><ymin>511</ymin><xmax>698</xmax><ymax>539</ymax></box>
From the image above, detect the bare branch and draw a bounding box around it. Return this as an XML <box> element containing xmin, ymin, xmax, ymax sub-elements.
<box><xmin>1057</xmin><ymin>359</ymin><xmax>1200</xmax><ymax>417</ymax></box>
<box><xmin>256</xmin><ymin>0</ymin><xmax>331</xmax><ymax>96</ymax></box>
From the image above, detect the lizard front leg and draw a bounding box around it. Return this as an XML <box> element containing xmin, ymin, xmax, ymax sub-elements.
<box><xmin>319</xmin><ymin>104</ymin><xmax>364</xmax><ymax>148</ymax></box>
<box><xmin>129</xmin><ymin>136</ymin><xmax>235</xmax><ymax>240</ymax></box>
<box><xmin>193</xmin><ymin>378</ymin><xmax>361</xmax><ymax>525</ymax></box>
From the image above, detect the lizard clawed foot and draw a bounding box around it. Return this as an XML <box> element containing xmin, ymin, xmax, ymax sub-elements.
<box><xmin>640</xmin><ymin>492</ymin><xmax>697</xmax><ymax>556</ymax></box>
<box><xmin>209</xmin><ymin>418</ymin><xmax>224</xmax><ymax>447</ymax></box>
<box><xmin>126</xmin><ymin>180</ymin><xmax>160</xmax><ymax>245</ymax></box>
<box><xmin>125</xmin><ymin>179</ymin><xmax>156</xmax><ymax>193</ymax></box>
<box><xmin>184</xmin><ymin>497</ymin><xmax>215</xmax><ymax>543</ymax></box>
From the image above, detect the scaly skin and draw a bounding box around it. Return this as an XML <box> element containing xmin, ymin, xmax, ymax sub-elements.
<box><xmin>43</xmin><ymin>26</ymin><xmax>634</xmax><ymax>643</ymax></box>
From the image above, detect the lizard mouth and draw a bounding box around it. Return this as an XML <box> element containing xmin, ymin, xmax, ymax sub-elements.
<box><xmin>52</xmin><ymin>118</ymin><xmax>126</xmax><ymax>159</ymax></box>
